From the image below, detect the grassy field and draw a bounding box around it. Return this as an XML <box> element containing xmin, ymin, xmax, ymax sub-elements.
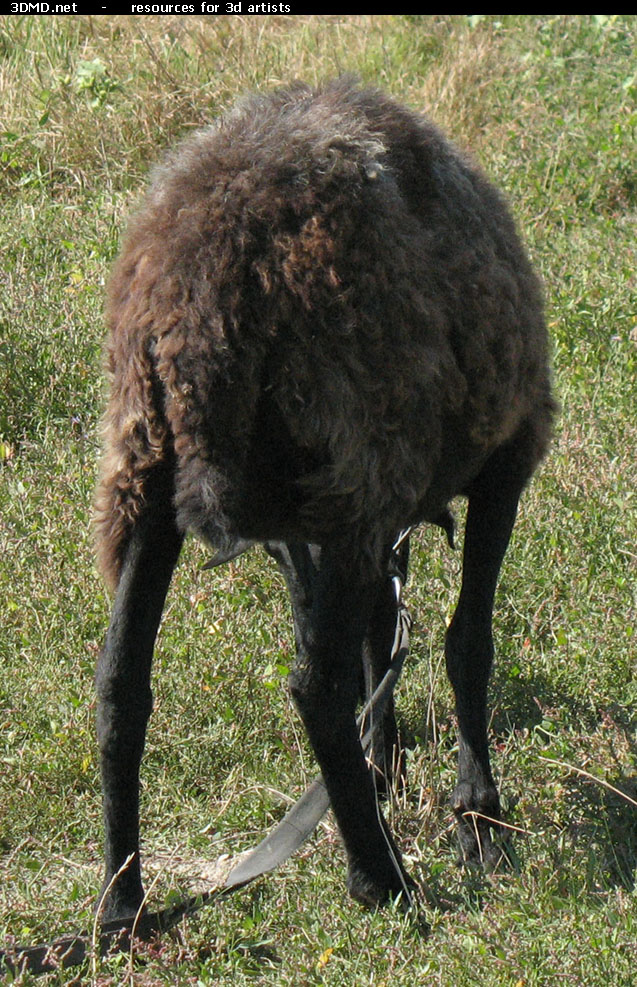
<box><xmin>0</xmin><ymin>13</ymin><xmax>635</xmax><ymax>986</ymax></box>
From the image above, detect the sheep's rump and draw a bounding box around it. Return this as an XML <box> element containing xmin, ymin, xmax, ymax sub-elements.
<box><xmin>95</xmin><ymin>78</ymin><xmax>553</xmax><ymax>588</ymax></box>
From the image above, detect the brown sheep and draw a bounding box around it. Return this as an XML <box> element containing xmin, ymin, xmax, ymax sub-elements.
<box><xmin>94</xmin><ymin>78</ymin><xmax>554</xmax><ymax>919</ymax></box>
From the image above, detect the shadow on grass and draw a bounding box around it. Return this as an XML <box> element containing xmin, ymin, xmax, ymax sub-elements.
<box><xmin>396</xmin><ymin>663</ymin><xmax>636</xmax><ymax>898</ymax></box>
<box><xmin>491</xmin><ymin>671</ymin><xmax>636</xmax><ymax>893</ymax></box>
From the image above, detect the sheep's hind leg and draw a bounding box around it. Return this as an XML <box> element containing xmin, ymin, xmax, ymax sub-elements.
<box><xmin>286</xmin><ymin>543</ymin><xmax>414</xmax><ymax>907</ymax></box>
<box><xmin>95</xmin><ymin>465</ymin><xmax>183</xmax><ymax>921</ymax></box>
<box><xmin>445</xmin><ymin>441</ymin><xmax>532</xmax><ymax>869</ymax></box>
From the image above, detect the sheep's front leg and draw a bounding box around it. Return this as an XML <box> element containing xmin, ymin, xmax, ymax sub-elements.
<box><xmin>95</xmin><ymin>492</ymin><xmax>182</xmax><ymax>920</ymax></box>
<box><xmin>445</xmin><ymin>446</ymin><xmax>528</xmax><ymax>867</ymax></box>
<box><xmin>268</xmin><ymin>540</ymin><xmax>407</xmax><ymax>801</ymax></box>
<box><xmin>360</xmin><ymin>535</ymin><xmax>409</xmax><ymax>797</ymax></box>
<box><xmin>287</xmin><ymin>544</ymin><xmax>414</xmax><ymax>907</ymax></box>
<box><xmin>264</xmin><ymin>541</ymin><xmax>319</xmax><ymax>652</ymax></box>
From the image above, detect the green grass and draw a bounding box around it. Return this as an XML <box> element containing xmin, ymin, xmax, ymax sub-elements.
<box><xmin>1</xmin><ymin>13</ymin><xmax>636</xmax><ymax>986</ymax></box>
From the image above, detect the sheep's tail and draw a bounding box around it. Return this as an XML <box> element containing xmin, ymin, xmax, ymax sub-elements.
<box><xmin>94</xmin><ymin>335</ymin><xmax>170</xmax><ymax>593</ymax></box>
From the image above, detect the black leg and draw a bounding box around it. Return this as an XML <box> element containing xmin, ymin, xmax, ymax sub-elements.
<box><xmin>282</xmin><ymin>543</ymin><xmax>414</xmax><ymax>906</ymax></box>
<box><xmin>95</xmin><ymin>467</ymin><xmax>183</xmax><ymax>920</ymax></box>
<box><xmin>267</xmin><ymin>540</ymin><xmax>407</xmax><ymax>801</ymax></box>
<box><xmin>264</xmin><ymin>541</ymin><xmax>320</xmax><ymax>652</ymax></box>
<box><xmin>360</xmin><ymin>535</ymin><xmax>410</xmax><ymax>797</ymax></box>
<box><xmin>445</xmin><ymin>441</ymin><xmax>533</xmax><ymax>867</ymax></box>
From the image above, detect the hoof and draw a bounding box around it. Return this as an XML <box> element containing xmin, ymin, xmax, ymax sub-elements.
<box><xmin>347</xmin><ymin>861</ymin><xmax>417</xmax><ymax>910</ymax></box>
<box><xmin>95</xmin><ymin>881</ymin><xmax>145</xmax><ymax>926</ymax></box>
<box><xmin>455</xmin><ymin>833</ymin><xmax>505</xmax><ymax>872</ymax></box>
<box><xmin>452</xmin><ymin>783</ymin><xmax>507</xmax><ymax>870</ymax></box>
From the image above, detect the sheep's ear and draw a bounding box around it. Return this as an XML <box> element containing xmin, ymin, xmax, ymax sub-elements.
<box><xmin>201</xmin><ymin>538</ymin><xmax>255</xmax><ymax>569</ymax></box>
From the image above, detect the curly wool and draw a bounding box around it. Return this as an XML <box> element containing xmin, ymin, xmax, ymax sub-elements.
<box><xmin>95</xmin><ymin>78</ymin><xmax>554</xmax><ymax>589</ymax></box>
